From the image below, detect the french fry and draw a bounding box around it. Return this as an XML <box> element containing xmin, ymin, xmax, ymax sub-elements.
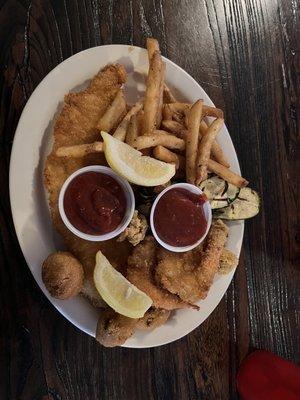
<box><xmin>162</xmin><ymin>103</ymin><xmax>189</xmax><ymax>122</ymax></box>
<box><xmin>200</xmin><ymin>120</ymin><xmax>230</xmax><ymax>168</ymax></box>
<box><xmin>125</xmin><ymin>114</ymin><xmax>138</xmax><ymax>146</ymax></box>
<box><xmin>146</xmin><ymin>38</ymin><xmax>164</xmax><ymax>128</ymax></box>
<box><xmin>56</xmin><ymin>142</ymin><xmax>103</xmax><ymax>158</ymax></box>
<box><xmin>147</xmin><ymin>38</ymin><xmax>160</xmax><ymax>61</ymax></box>
<box><xmin>203</xmin><ymin>105</ymin><xmax>224</xmax><ymax>119</ymax></box>
<box><xmin>168</xmin><ymin>102</ymin><xmax>191</xmax><ymax>113</ymax></box>
<box><xmin>113</xmin><ymin>100</ymin><xmax>143</xmax><ymax>141</ymax></box>
<box><xmin>162</xmin><ymin>104</ymin><xmax>173</xmax><ymax>120</ymax></box>
<box><xmin>136</xmin><ymin>109</ymin><xmax>144</xmax><ymax>135</ymax></box>
<box><xmin>172</xmin><ymin>112</ymin><xmax>185</xmax><ymax>124</ymax></box>
<box><xmin>163</xmin><ymin>84</ymin><xmax>176</xmax><ymax>103</ymax></box>
<box><xmin>161</xmin><ymin>120</ymin><xmax>185</xmax><ymax>136</ymax></box>
<box><xmin>196</xmin><ymin>118</ymin><xmax>224</xmax><ymax>184</ymax></box>
<box><xmin>143</xmin><ymin>51</ymin><xmax>163</xmax><ymax>134</ymax></box>
<box><xmin>97</xmin><ymin>90</ymin><xmax>126</xmax><ymax>132</ymax></box>
<box><xmin>186</xmin><ymin>100</ymin><xmax>203</xmax><ymax>184</ymax></box>
<box><xmin>165</xmin><ymin>102</ymin><xmax>223</xmax><ymax>119</ymax></box>
<box><xmin>156</xmin><ymin>62</ymin><xmax>165</xmax><ymax>128</ymax></box>
<box><xmin>207</xmin><ymin>159</ymin><xmax>249</xmax><ymax>188</ymax></box>
<box><xmin>133</xmin><ymin>132</ymin><xmax>185</xmax><ymax>151</ymax></box>
<box><xmin>153</xmin><ymin>145</ymin><xmax>185</xmax><ymax>170</ymax></box>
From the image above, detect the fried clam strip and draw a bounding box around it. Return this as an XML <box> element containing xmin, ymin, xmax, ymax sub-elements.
<box><xmin>97</xmin><ymin>89</ymin><xmax>127</xmax><ymax>132</ymax></box>
<box><xmin>156</xmin><ymin>220</ymin><xmax>229</xmax><ymax>304</ymax></box>
<box><xmin>55</xmin><ymin>142</ymin><xmax>103</xmax><ymax>158</ymax></box>
<box><xmin>127</xmin><ymin>236</ymin><xmax>195</xmax><ymax>310</ymax></box>
<box><xmin>96</xmin><ymin>308</ymin><xmax>138</xmax><ymax>347</ymax></box>
<box><xmin>196</xmin><ymin>117</ymin><xmax>224</xmax><ymax>184</ymax></box>
<box><xmin>113</xmin><ymin>100</ymin><xmax>143</xmax><ymax>141</ymax></box>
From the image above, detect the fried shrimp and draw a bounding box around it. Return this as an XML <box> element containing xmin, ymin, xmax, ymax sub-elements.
<box><xmin>127</xmin><ymin>236</ymin><xmax>191</xmax><ymax>310</ymax></box>
<box><xmin>156</xmin><ymin>220</ymin><xmax>229</xmax><ymax>303</ymax></box>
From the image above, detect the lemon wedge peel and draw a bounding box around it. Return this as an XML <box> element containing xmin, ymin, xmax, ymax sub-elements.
<box><xmin>93</xmin><ymin>251</ymin><xmax>153</xmax><ymax>319</ymax></box>
<box><xmin>101</xmin><ymin>131</ymin><xmax>175</xmax><ymax>186</ymax></box>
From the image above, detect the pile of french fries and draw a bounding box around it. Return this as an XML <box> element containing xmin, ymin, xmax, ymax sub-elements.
<box><xmin>56</xmin><ymin>38</ymin><xmax>248</xmax><ymax>189</ymax></box>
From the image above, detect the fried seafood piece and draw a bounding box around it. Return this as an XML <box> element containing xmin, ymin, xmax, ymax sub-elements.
<box><xmin>96</xmin><ymin>308</ymin><xmax>138</xmax><ymax>347</ymax></box>
<box><xmin>136</xmin><ymin>308</ymin><xmax>171</xmax><ymax>331</ymax></box>
<box><xmin>156</xmin><ymin>220</ymin><xmax>229</xmax><ymax>303</ymax></box>
<box><xmin>117</xmin><ymin>210</ymin><xmax>148</xmax><ymax>246</ymax></box>
<box><xmin>42</xmin><ymin>251</ymin><xmax>84</xmax><ymax>299</ymax></box>
<box><xmin>218</xmin><ymin>248</ymin><xmax>239</xmax><ymax>274</ymax></box>
<box><xmin>44</xmin><ymin>64</ymin><xmax>132</xmax><ymax>307</ymax></box>
<box><xmin>127</xmin><ymin>236</ymin><xmax>192</xmax><ymax>310</ymax></box>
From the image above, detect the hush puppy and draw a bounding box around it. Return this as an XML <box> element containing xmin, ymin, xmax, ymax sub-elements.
<box><xmin>42</xmin><ymin>251</ymin><xmax>84</xmax><ymax>299</ymax></box>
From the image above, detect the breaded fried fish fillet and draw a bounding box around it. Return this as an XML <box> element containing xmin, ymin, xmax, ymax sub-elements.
<box><xmin>156</xmin><ymin>219</ymin><xmax>229</xmax><ymax>303</ymax></box>
<box><xmin>44</xmin><ymin>64</ymin><xmax>131</xmax><ymax>306</ymax></box>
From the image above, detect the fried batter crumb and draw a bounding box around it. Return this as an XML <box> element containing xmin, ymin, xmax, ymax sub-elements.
<box><xmin>218</xmin><ymin>249</ymin><xmax>239</xmax><ymax>274</ymax></box>
<box><xmin>136</xmin><ymin>308</ymin><xmax>171</xmax><ymax>331</ymax></box>
<box><xmin>118</xmin><ymin>210</ymin><xmax>148</xmax><ymax>246</ymax></box>
<box><xmin>96</xmin><ymin>308</ymin><xmax>138</xmax><ymax>347</ymax></box>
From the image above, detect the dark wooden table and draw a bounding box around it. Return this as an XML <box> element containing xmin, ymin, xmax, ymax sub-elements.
<box><xmin>1</xmin><ymin>1</ymin><xmax>299</xmax><ymax>399</ymax></box>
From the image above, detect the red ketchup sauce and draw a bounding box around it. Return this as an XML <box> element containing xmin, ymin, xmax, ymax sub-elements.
<box><xmin>63</xmin><ymin>172</ymin><xmax>126</xmax><ymax>235</ymax></box>
<box><xmin>153</xmin><ymin>188</ymin><xmax>208</xmax><ymax>247</ymax></box>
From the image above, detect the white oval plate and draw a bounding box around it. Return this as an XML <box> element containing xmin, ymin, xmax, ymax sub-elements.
<box><xmin>9</xmin><ymin>45</ymin><xmax>244</xmax><ymax>348</ymax></box>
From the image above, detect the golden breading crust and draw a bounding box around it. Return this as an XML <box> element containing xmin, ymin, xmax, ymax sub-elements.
<box><xmin>44</xmin><ymin>64</ymin><xmax>131</xmax><ymax>306</ymax></box>
<box><xmin>156</xmin><ymin>220</ymin><xmax>229</xmax><ymax>303</ymax></box>
<box><xmin>218</xmin><ymin>248</ymin><xmax>239</xmax><ymax>274</ymax></box>
<box><xmin>127</xmin><ymin>236</ymin><xmax>193</xmax><ymax>310</ymax></box>
<box><xmin>136</xmin><ymin>308</ymin><xmax>171</xmax><ymax>331</ymax></box>
<box><xmin>117</xmin><ymin>210</ymin><xmax>148</xmax><ymax>246</ymax></box>
<box><xmin>96</xmin><ymin>308</ymin><xmax>138</xmax><ymax>347</ymax></box>
<box><xmin>42</xmin><ymin>251</ymin><xmax>84</xmax><ymax>299</ymax></box>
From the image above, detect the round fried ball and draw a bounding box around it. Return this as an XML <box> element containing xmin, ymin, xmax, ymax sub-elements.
<box><xmin>42</xmin><ymin>251</ymin><xmax>84</xmax><ymax>299</ymax></box>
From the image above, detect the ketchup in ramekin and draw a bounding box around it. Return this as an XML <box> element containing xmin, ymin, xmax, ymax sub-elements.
<box><xmin>59</xmin><ymin>166</ymin><xmax>135</xmax><ymax>241</ymax></box>
<box><xmin>150</xmin><ymin>183</ymin><xmax>212</xmax><ymax>252</ymax></box>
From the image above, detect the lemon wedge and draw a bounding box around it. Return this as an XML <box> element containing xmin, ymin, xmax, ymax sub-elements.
<box><xmin>93</xmin><ymin>251</ymin><xmax>152</xmax><ymax>318</ymax></box>
<box><xmin>101</xmin><ymin>131</ymin><xmax>175</xmax><ymax>186</ymax></box>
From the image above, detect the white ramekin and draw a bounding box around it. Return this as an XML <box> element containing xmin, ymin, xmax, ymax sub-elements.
<box><xmin>150</xmin><ymin>182</ymin><xmax>212</xmax><ymax>252</ymax></box>
<box><xmin>58</xmin><ymin>165</ymin><xmax>135</xmax><ymax>242</ymax></box>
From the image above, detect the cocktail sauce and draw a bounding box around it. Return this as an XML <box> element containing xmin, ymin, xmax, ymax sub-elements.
<box><xmin>63</xmin><ymin>171</ymin><xmax>126</xmax><ymax>235</ymax></box>
<box><xmin>153</xmin><ymin>188</ymin><xmax>207</xmax><ymax>247</ymax></box>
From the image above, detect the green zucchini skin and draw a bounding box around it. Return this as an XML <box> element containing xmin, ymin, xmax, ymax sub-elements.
<box><xmin>200</xmin><ymin>175</ymin><xmax>240</xmax><ymax>210</ymax></box>
<box><xmin>213</xmin><ymin>187</ymin><xmax>260</xmax><ymax>220</ymax></box>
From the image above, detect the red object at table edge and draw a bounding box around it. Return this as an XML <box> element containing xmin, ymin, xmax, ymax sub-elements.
<box><xmin>237</xmin><ymin>350</ymin><xmax>300</xmax><ymax>400</ymax></box>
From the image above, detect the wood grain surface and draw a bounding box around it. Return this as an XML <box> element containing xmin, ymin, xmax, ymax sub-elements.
<box><xmin>0</xmin><ymin>1</ymin><xmax>299</xmax><ymax>399</ymax></box>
